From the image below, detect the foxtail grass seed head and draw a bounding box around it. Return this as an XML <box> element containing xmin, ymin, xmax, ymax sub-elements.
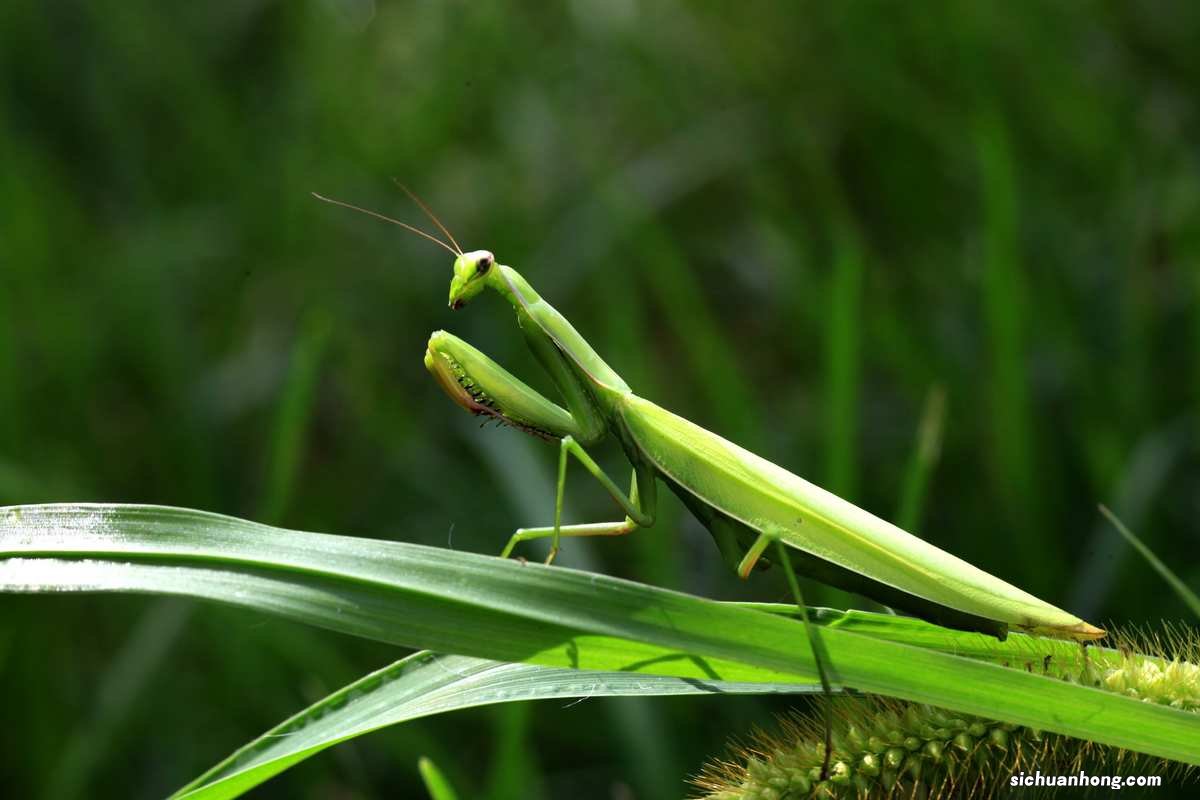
<box><xmin>693</xmin><ymin>627</ymin><xmax>1198</xmax><ymax>799</ymax></box>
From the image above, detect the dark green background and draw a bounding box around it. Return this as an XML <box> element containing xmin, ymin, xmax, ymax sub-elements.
<box><xmin>3</xmin><ymin>2</ymin><xmax>1198</xmax><ymax>798</ymax></box>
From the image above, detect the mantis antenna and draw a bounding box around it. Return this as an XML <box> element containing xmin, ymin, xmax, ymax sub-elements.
<box><xmin>310</xmin><ymin>192</ymin><xmax>462</xmax><ymax>257</ymax></box>
<box><xmin>392</xmin><ymin>179</ymin><xmax>464</xmax><ymax>256</ymax></box>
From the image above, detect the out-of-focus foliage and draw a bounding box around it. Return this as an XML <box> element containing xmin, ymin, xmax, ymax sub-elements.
<box><xmin>1</xmin><ymin>2</ymin><xmax>1198</xmax><ymax>798</ymax></box>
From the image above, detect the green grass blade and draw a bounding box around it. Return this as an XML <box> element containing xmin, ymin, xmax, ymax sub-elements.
<box><xmin>638</xmin><ymin>221</ymin><xmax>763</xmax><ymax>450</ymax></box>
<box><xmin>44</xmin><ymin>599</ymin><xmax>191</xmax><ymax>800</ymax></box>
<box><xmin>895</xmin><ymin>384</ymin><xmax>946</xmax><ymax>534</ymax></box>
<box><xmin>172</xmin><ymin>651</ymin><xmax>812</xmax><ymax>800</ymax></box>
<box><xmin>257</xmin><ymin>312</ymin><xmax>332</xmax><ymax>525</ymax></box>
<box><xmin>976</xmin><ymin>109</ymin><xmax>1049</xmax><ymax>585</ymax></box>
<box><xmin>418</xmin><ymin>756</ymin><xmax>461</xmax><ymax>800</ymax></box>
<box><xmin>485</xmin><ymin>701</ymin><xmax>540</xmax><ymax>800</ymax></box>
<box><xmin>184</xmin><ymin>603</ymin><xmax>1183</xmax><ymax>800</ymax></box>
<box><xmin>2</xmin><ymin>503</ymin><xmax>1197</xmax><ymax>766</ymax></box>
<box><xmin>1100</xmin><ymin>504</ymin><xmax>1200</xmax><ymax>620</ymax></box>
<box><xmin>824</xmin><ymin>225</ymin><xmax>864</xmax><ymax>499</ymax></box>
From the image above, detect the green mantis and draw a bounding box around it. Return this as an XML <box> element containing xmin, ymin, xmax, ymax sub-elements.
<box><xmin>313</xmin><ymin>190</ymin><xmax>1105</xmax><ymax>646</ymax></box>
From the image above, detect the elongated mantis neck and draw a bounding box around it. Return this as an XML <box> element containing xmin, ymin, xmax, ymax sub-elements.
<box><xmin>444</xmin><ymin>255</ymin><xmax>631</xmax><ymax>404</ymax></box>
<box><xmin>488</xmin><ymin>264</ymin><xmax>539</xmax><ymax>308</ymax></box>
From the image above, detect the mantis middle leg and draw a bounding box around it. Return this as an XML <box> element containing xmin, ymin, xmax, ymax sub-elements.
<box><xmin>502</xmin><ymin>457</ymin><xmax>656</xmax><ymax>563</ymax></box>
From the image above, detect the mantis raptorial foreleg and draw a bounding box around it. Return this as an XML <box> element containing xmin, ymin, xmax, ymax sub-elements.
<box><xmin>426</xmin><ymin>330</ymin><xmax>658</xmax><ymax>563</ymax></box>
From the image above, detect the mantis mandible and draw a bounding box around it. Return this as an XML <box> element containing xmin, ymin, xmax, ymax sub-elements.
<box><xmin>313</xmin><ymin>189</ymin><xmax>1105</xmax><ymax>646</ymax></box>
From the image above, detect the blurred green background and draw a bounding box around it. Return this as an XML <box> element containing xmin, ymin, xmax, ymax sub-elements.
<box><xmin>2</xmin><ymin>1</ymin><xmax>1199</xmax><ymax>798</ymax></box>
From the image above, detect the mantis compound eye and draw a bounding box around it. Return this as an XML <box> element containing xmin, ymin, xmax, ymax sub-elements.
<box><xmin>476</xmin><ymin>254</ymin><xmax>492</xmax><ymax>274</ymax></box>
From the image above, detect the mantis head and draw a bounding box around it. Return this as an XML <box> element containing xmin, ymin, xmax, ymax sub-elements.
<box><xmin>448</xmin><ymin>250</ymin><xmax>496</xmax><ymax>309</ymax></box>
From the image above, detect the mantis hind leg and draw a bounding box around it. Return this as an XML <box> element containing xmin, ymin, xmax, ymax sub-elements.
<box><xmin>696</xmin><ymin>506</ymin><xmax>835</xmax><ymax>782</ymax></box>
<box><xmin>765</xmin><ymin>533</ymin><xmax>835</xmax><ymax>782</ymax></box>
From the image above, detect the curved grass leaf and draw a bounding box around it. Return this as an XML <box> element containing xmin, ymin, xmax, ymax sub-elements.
<box><xmin>178</xmin><ymin>605</ymin><xmax>1182</xmax><ymax>799</ymax></box>
<box><xmin>417</xmin><ymin>756</ymin><xmax>460</xmax><ymax>800</ymax></box>
<box><xmin>172</xmin><ymin>651</ymin><xmax>817</xmax><ymax>799</ymax></box>
<box><xmin>1100</xmin><ymin>504</ymin><xmax>1200</xmax><ymax>620</ymax></box>
<box><xmin>2</xmin><ymin>503</ymin><xmax>1198</xmax><ymax>767</ymax></box>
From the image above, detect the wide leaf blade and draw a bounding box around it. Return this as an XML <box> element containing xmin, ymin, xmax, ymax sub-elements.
<box><xmin>3</xmin><ymin>504</ymin><xmax>1197</xmax><ymax>765</ymax></box>
<box><xmin>172</xmin><ymin>651</ymin><xmax>818</xmax><ymax>799</ymax></box>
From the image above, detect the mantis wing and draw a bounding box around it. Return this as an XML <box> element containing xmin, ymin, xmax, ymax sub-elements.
<box><xmin>617</xmin><ymin>393</ymin><xmax>1103</xmax><ymax>640</ymax></box>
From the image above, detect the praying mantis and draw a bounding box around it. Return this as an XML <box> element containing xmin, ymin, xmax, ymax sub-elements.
<box><xmin>313</xmin><ymin>188</ymin><xmax>1105</xmax><ymax>647</ymax></box>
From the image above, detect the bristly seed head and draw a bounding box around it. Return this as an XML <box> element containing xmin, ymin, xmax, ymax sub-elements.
<box><xmin>692</xmin><ymin>625</ymin><xmax>1200</xmax><ymax>799</ymax></box>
